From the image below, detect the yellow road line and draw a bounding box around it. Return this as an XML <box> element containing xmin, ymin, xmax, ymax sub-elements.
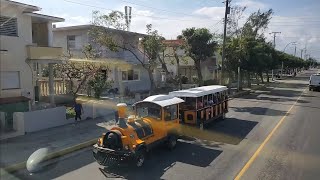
<box><xmin>234</xmin><ymin>89</ymin><xmax>306</xmax><ymax>180</ymax></box>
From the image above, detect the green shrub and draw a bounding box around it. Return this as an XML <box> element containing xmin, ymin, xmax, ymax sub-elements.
<box><xmin>88</xmin><ymin>73</ymin><xmax>112</xmax><ymax>98</ymax></box>
<box><xmin>181</xmin><ymin>76</ymin><xmax>189</xmax><ymax>84</ymax></box>
<box><xmin>203</xmin><ymin>79</ymin><xmax>218</xmax><ymax>86</ymax></box>
<box><xmin>66</xmin><ymin>107</ymin><xmax>76</xmax><ymax>119</ymax></box>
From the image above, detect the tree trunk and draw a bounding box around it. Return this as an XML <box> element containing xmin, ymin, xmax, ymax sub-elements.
<box><xmin>259</xmin><ymin>72</ymin><xmax>264</xmax><ymax>84</ymax></box>
<box><xmin>239</xmin><ymin>71</ymin><xmax>243</xmax><ymax>90</ymax></box>
<box><xmin>173</xmin><ymin>51</ymin><xmax>182</xmax><ymax>90</ymax></box>
<box><xmin>158</xmin><ymin>54</ymin><xmax>170</xmax><ymax>77</ymax></box>
<box><xmin>266</xmin><ymin>71</ymin><xmax>270</xmax><ymax>83</ymax></box>
<box><xmin>68</xmin><ymin>78</ymin><xmax>74</xmax><ymax>94</ymax></box>
<box><xmin>247</xmin><ymin>71</ymin><xmax>251</xmax><ymax>88</ymax></box>
<box><xmin>147</xmin><ymin>68</ymin><xmax>155</xmax><ymax>94</ymax></box>
<box><xmin>194</xmin><ymin>60</ymin><xmax>203</xmax><ymax>86</ymax></box>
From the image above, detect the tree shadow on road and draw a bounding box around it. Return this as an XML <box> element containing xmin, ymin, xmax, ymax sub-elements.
<box><xmin>240</xmin><ymin>88</ymin><xmax>307</xmax><ymax>101</ymax></box>
<box><xmin>230</xmin><ymin>106</ymin><xmax>288</xmax><ymax>116</ymax></box>
<box><xmin>255</xmin><ymin>96</ymin><xmax>309</xmax><ymax>104</ymax></box>
<box><xmin>101</xmin><ymin>141</ymin><xmax>222</xmax><ymax>180</ymax></box>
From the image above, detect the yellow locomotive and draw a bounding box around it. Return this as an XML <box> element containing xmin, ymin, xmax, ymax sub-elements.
<box><xmin>93</xmin><ymin>95</ymin><xmax>184</xmax><ymax>167</ymax></box>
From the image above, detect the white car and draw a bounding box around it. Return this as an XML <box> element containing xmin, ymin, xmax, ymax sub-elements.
<box><xmin>309</xmin><ymin>73</ymin><xmax>320</xmax><ymax>91</ymax></box>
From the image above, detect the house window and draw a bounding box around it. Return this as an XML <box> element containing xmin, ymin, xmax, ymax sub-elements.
<box><xmin>122</xmin><ymin>70</ymin><xmax>139</xmax><ymax>81</ymax></box>
<box><xmin>0</xmin><ymin>16</ymin><xmax>18</xmax><ymax>36</ymax></box>
<box><xmin>67</xmin><ymin>35</ymin><xmax>76</xmax><ymax>49</ymax></box>
<box><xmin>1</xmin><ymin>71</ymin><xmax>20</xmax><ymax>89</ymax></box>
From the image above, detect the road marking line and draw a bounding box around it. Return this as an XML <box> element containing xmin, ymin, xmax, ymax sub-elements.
<box><xmin>234</xmin><ymin>88</ymin><xmax>306</xmax><ymax>180</ymax></box>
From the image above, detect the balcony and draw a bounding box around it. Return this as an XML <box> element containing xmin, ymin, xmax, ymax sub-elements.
<box><xmin>26</xmin><ymin>45</ymin><xmax>64</xmax><ymax>63</ymax></box>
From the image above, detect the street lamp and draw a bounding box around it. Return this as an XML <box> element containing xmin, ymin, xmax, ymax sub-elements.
<box><xmin>237</xmin><ymin>59</ymin><xmax>241</xmax><ymax>92</ymax></box>
<box><xmin>281</xmin><ymin>42</ymin><xmax>297</xmax><ymax>78</ymax></box>
<box><xmin>283</xmin><ymin>41</ymin><xmax>297</xmax><ymax>53</ymax></box>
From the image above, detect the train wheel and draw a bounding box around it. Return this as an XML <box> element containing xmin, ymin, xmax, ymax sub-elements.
<box><xmin>221</xmin><ymin>113</ymin><xmax>226</xmax><ymax>120</ymax></box>
<box><xmin>135</xmin><ymin>149</ymin><xmax>146</xmax><ymax>167</ymax></box>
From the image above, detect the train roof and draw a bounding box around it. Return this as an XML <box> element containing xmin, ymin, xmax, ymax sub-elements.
<box><xmin>169</xmin><ymin>85</ymin><xmax>227</xmax><ymax>98</ymax></box>
<box><xmin>133</xmin><ymin>95</ymin><xmax>184</xmax><ymax>107</ymax></box>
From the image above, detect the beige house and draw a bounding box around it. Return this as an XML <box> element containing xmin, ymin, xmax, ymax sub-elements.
<box><xmin>0</xmin><ymin>0</ymin><xmax>64</xmax><ymax>131</ymax></box>
<box><xmin>154</xmin><ymin>40</ymin><xmax>221</xmax><ymax>85</ymax></box>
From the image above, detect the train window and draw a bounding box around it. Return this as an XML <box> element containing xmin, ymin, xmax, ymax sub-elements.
<box><xmin>185</xmin><ymin>97</ymin><xmax>196</xmax><ymax>109</ymax></box>
<box><xmin>197</xmin><ymin>97</ymin><xmax>203</xmax><ymax>109</ymax></box>
<box><xmin>204</xmin><ymin>95</ymin><xmax>208</xmax><ymax>106</ymax></box>
<box><xmin>136</xmin><ymin>103</ymin><xmax>161</xmax><ymax>120</ymax></box>
<box><xmin>187</xmin><ymin>114</ymin><xmax>193</xmax><ymax>121</ymax></box>
<box><xmin>214</xmin><ymin>93</ymin><xmax>218</xmax><ymax>104</ymax></box>
<box><xmin>164</xmin><ymin>105</ymin><xmax>178</xmax><ymax>121</ymax></box>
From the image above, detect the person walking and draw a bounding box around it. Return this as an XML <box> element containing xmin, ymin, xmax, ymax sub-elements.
<box><xmin>73</xmin><ymin>100</ymin><xmax>83</xmax><ymax>124</ymax></box>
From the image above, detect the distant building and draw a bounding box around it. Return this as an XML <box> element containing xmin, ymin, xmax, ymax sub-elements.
<box><xmin>52</xmin><ymin>25</ymin><xmax>151</xmax><ymax>94</ymax></box>
<box><xmin>154</xmin><ymin>39</ymin><xmax>220</xmax><ymax>85</ymax></box>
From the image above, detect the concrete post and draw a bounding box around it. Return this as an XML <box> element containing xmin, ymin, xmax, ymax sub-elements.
<box><xmin>0</xmin><ymin>112</ymin><xmax>6</xmax><ymax>131</ymax></box>
<box><xmin>48</xmin><ymin>63</ymin><xmax>55</xmax><ymax>105</ymax></box>
<box><xmin>47</xmin><ymin>22</ymin><xmax>53</xmax><ymax>47</ymax></box>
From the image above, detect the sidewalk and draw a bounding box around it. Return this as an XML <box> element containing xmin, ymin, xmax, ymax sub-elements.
<box><xmin>0</xmin><ymin>113</ymin><xmax>115</xmax><ymax>169</ymax></box>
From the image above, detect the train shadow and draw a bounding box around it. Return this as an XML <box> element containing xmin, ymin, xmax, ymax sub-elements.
<box><xmin>100</xmin><ymin>141</ymin><xmax>222</xmax><ymax>180</ymax></box>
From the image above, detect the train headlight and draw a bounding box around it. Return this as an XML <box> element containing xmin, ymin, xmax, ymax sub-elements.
<box><xmin>97</xmin><ymin>137</ymin><xmax>103</xmax><ymax>146</ymax></box>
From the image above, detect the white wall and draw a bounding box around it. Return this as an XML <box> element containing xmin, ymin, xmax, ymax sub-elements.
<box><xmin>82</xmin><ymin>100</ymin><xmax>115</xmax><ymax>120</ymax></box>
<box><xmin>52</xmin><ymin>29</ymin><xmax>89</xmax><ymax>58</ymax></box>
<box><xmin>0</xmin><ymin>5</ymin><xmax>33</xmax><ymax>99</ymax></box>
<box><xmin>23</xmin><ymin>106</ymin><xmax>67</xmax><ymax>133</ymax></box>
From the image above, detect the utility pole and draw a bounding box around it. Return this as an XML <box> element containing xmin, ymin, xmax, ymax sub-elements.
<box><xmin>220</xmin><ymin>0</ymin><xmax>230</xmax><ymax>85</ymax></box>
<box><xmin>269</xmin><ymin>32</ymin><xmax>281</xmax><ymax>81</ymax></box>
<box><xmin>270</xmin><ymin>32</ymin><xmax>281</xmax><ymax>48</ymax></box>
<box><xmin>124</xmin><ymin>6</ymin><xmax>132</xmax><ymax>31</ymax></box>
<box><xmin>304</xmin><ymin>48</ymin><xmax>307</xmax><ymax>60</ymax></box>
<box><xmin>300</xmin><ymin>49</ymin><xmax>303</xmax><ymax>59</ymax></box>
<box><xmin>294</xmin><ymin>45</ymin><xmax>297</xmax><ymax>57</ymax></box>
<box><xmin>238</xmin><ymin>59</ymin><xmax>241</xmax><ymax>91</ymax></box>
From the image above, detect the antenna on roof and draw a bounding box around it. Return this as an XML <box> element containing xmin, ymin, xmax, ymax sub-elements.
<box><xmin>125</xmin><ymin>6</ymin><xmax>132</xmax><ymax>31</ymax></box>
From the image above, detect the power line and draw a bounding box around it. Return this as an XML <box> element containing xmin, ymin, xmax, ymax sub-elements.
<box><xmin>62</xmin><ymin>0</ymin><xmax>222</xmax><ymax>23</ymax></box>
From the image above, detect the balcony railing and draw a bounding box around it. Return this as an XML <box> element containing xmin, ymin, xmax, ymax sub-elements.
<box><xmin>26</xmin><ymin>45</ymin><xmax>63</xmax><ymax>61</ymax></box>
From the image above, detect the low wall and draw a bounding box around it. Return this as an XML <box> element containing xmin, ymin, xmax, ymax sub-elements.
<box><xmin>82</xmin><ymin>100</ymin><xmax>115</xmax><ymax>120</ymax></box>
<box><xmin>22</xmin><ymin>106</ymin><xmax>68</xmax><ymax>133</ymax></box>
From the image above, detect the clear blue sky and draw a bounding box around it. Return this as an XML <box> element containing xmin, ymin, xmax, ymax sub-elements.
<box><xmin>16</xmin><ymin>0</ymin><xmax>320</xmax><ymax>60</ymax></box>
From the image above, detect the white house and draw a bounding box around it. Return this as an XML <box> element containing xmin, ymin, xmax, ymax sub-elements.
<box><xmin>0</xmin><ymin>0</ymin><xmax>64</xmax><ymax>131</ymax></box>
<box><xmin>52</xmin><ymin>25</ymin><xmax>151</xmax><ymax>94</ymax></box>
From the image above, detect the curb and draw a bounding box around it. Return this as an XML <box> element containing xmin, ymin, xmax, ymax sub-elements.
<box><xmin>229</xmin><ymin>90</ymin><xmax>251</xmax><ymax>98</ymax></box>
<box><xmin>2</xmin><ymin>138</ymin><xmax>97</xmax><ymax>173</ymax></box>
<box><xmin>229</xmin><ymin>83</ymin><xmax>270</xmax><ymax>99</ymax></box>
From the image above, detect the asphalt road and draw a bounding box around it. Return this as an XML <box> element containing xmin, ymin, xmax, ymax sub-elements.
<box><xmin>11</xmin><ymin>69</ymin><xmax>320</xmax><ymax>180</ymax></box>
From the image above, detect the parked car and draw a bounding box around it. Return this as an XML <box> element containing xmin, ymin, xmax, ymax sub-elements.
<box><xmin>309</xmin><ymin>73</ymin><xmax>320</xmax><ymax>91</ymax></box>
